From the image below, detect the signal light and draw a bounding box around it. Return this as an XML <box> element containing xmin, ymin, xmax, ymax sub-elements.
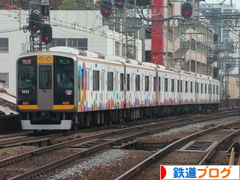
<box><xmin>29</xmin><ymin>13</ymin><xmax>41</xmax><ymax>33</ymax></box>
<box><xmin>181</xmin><ymin>3</ymin><xmax>193</xmax><ymax>19</ymax></box>
<box><xmin>114</xmin><ymin>0</ymin><xmax>125</xmax><ymax>9</ymax></box>
<box><xmin>41</xmin><ymin>24</ymin><xmax>52</xmax><ymax>44</ymax></box>
<box><xmin>100</xmin><ymin>0</ymin><xmax>112</xmax><ymax>18</ymax></box>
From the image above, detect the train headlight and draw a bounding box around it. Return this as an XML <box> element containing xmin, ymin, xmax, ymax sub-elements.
<box><xmin>39</xmin><ymin>56</ymin><xmax>44</xmax><ymax>61</ymax></box>
<box><xmin>47</xmin><ymin>56</ymin><xmax>51</xmax><ymax>61</ymax></box>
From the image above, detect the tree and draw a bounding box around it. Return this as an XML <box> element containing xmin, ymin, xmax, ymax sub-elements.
<box><xmin>60</xmin><ymin>0</ymin><xmax>100</xmax><ymax>10</ymax></box>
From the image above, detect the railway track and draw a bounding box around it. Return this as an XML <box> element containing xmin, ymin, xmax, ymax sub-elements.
<box><xmin>116</xmin><ymin>121</ymin><xmax>240</xmax><ymax>180</ymax></box>
<box><xmin>0</xmin><ymin>109</ymin><xmax>239</xmax><ymax>180</ymax></box>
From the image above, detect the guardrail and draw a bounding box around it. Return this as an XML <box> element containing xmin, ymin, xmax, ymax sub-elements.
<box><xmin>0</xmin><ymin>114</ymin><xmax>21</xmax><ymax>133</ymax></box>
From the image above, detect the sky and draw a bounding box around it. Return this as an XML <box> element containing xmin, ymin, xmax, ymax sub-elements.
<box><xmin>205</xmin><ymin>0</ymin><xmax>240</xmax><ymax>9</ymax></box>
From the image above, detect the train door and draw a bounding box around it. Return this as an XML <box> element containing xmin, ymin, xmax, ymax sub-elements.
<box><xmin>37</xmin><ymin>62</ymin><xmax>53</xmax><ymax>110</ymax></box>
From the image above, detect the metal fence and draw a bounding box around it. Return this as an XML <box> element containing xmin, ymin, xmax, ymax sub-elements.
<box><xmin>220</xmin><ymin>99</ymin><xmax>240</xmax><ymax>108</ymax></box>
<box><xmin>0</xmin><ymin>114</ymin><xmax>21</xmax><ymax>134</ymax></box>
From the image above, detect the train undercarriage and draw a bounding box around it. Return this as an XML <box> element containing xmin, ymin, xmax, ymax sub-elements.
<box><xmin>20</xmin><ymin>103</ymin><xmax>219</xmax><ymax>130</ymax></box>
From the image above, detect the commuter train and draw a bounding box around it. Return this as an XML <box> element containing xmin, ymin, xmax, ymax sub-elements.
<box><xmin>16</xmin><ymin>47</ymin><xmax>220</xmax><ymax>130</ymax></box>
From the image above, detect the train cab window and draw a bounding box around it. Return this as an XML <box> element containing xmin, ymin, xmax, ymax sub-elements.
<box><xmin>55</xmin><ymin>57</ymin><xmax>74</xmax><ymax>89</ymax></box>
<box><xmin>145</xmin><ymin>76</ymin><xmax>149</xmax><ymax>91</ymax></box>
<box><xmin>39</xmin><ymin>66</ymin><xmax>52</xmax><ymax>89</ymax></box>
<box><xmin>93</xmin><ymin>70</ymin><xmax>100</xmax><ymax>91</ymax></box>
<box><xmin>185</xmin><ymin>81</ymin><xmax>188</xmax><ymax>93</ymax></box>
<box><xmin>171</xmin><ymin>79</ymin><xmax>174</xmax><ymax>92</ymax></box>
<box><xmin>135</xmin><ymin>75</ymin><xmax>140</xmax><ymax>91</ymax></box>
<box><xmin>127</xmin><ymin>74</ymin><xmax>130</xmax><ymax>91</ymax></box>
<box><xmin>18</xmin><ymin>65</ymin><xmax>35</xmax><ymax>89</ymax></box>
<box><xmin>120</xmin><ymin>73</ymin><xmax>124</xmax><ymax>91</ymax></box>
<box><xmin>107</xmin><ymin>72</ymin><xmax>113</xmax><ymax>91</ymax></box>
<box><xmin>164</xmin><ymin>78</ymin><xmax>168</xmax><ymax>92</ymax></box>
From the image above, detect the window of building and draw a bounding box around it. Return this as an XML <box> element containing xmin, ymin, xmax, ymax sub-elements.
<box><xmin>51</xmin><ymin>38</ymin><xmax>88</xmax><ymax>50</ymax></box>
<box><xmin>107</xmin><ymin>72</ymin><xmax>113</xmax><ymax>91</ymax></box>
<box><xmin>0</xmin><ymin>73</ymin><xmax>9</xmax><ymax>88</ymax></box>
<box><xmin>93</xmin><ymin>70</ymin><xmax>99</xmax><ymax>91</ymax></box>
<box><xmin>0</xmin><ymin>38</ymin><xmax>8</xmax><ymax>53</ymax></box>
<box><xmin>115</xmin><ymin>41</ymin><xmax>120</xmax><ymax>56</ymax></box>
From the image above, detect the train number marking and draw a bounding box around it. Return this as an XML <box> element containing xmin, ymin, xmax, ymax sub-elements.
<box><xmin>22</xmin><ymin>90</ymin><xmax>30</xmax><ymax>94</ymax></box>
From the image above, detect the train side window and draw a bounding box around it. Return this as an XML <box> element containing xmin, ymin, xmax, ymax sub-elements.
<box><xmin>213</xmin><ymin>85</ymin><xmax>215</xmax><ymax>94</ymax></box>
<box><xmin>145</xmin><ymin>76</ymin><xmax>149</xmax><ymax>91</ymax></box>
<box><xmin>131</xmin><ymin>74</ymin><xmax>134</xmax><ymax>91</ymax></box>
<box><xmin>120</xmin><ymin>73</ymin><xmax>124</xmax><ymax>91</ymax></box>
<box><xmin>185</xmin><ymin>81</ymin><xmax>188</xmax><ymax>93</ymax></box>
<box><xmin>158</xmin><ymin>77</ymin><xmax>161</xmax><ymax>91</ymax></box>
<box><xmin>115</xmin><ymin>72</ymin><xmax>118</xmax><ymax>91</ymax></box>
<box><xmin>190</xmin><ymin>82</ymin><xmax>193</xmax><ymax>93</ymax></box>
<box><xmin>205</xmin><ymin>84</ymin><xmax>207</xmax><ymax>94</ymax></box>
<box><xmin>93</xmin><ymin>70</ymin><xmax>99</xmax><ymax>91</ymax></box>
<box><xmin>177</xmin><ymin>80</ymin><xmax>179</xmax><ymax>92</ymax></box>
<box><xmin>39</xmin><ymin>66</ymin><xmax>52</xmax><ymax>89</ymax></box>
<box><xmin>171</xmin><ymin>79</ymin><xmax>174</xmax><ymax>92</ymax></box>
<box><xmin>154</xmin><ymin>77</ymin><xmax>156</xmax><ymax>91</ymax></box>
<box><xmin>216</xmin><ymin>85</ymin><xmax>219</xmax><ymax>94</ymax></box>
<box><xmin>101</xmin><ymin>71</ymin><xmax>105</xmax><ymax>91</ymax></box>
<box><xmin>107</xmin><ymin>72</ymin><xmax>113</xmax><ymax>91</ymax></box>
<box><xmin>201</xmin><ymin>83</ymin><xmax>203</xmax><ymax>94</ymax></box>
<box><xmin>127</xmin><ymin>74</ymin><xmax>130</xmax><ymax>91</ymax></box>
<box><xmin>136</xmin><ymin>75</ymin><xmax>140</xmax><ymax>91</ymax></box>
<box><xmin>164</xmin><ymin>78</ymin><xmax>168</xmax><ymax>92</ymax></box>
<box><xmin>180</xmin><ymin>80</ymin><xmax>182</xmax><ymax>92</ymax></box>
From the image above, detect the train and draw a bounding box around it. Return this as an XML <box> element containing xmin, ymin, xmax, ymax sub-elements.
<box><xmin>16</xmin><ymin>47</ymin><xmax>220</xmax><ymax>130</ymax></box>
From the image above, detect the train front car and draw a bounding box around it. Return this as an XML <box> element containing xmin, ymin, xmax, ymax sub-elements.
<box><xmin>17</xmin><ymin>52</ymin><xmax>78</xmax><ymax>130</ymax></box>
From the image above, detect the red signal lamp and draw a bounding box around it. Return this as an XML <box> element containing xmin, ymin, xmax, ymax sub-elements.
<box><xmin>103</xmin><ymin>10</ymin><xmax>110</xmax><ymax>14</ymax></box>
<box><xmin>184</xmin><ymin>11</ymin><xmax>190</xmax><ymax>15</ymax></box>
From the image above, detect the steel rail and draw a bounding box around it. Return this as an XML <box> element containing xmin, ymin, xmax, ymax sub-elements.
<box><xmin>115</xmin><ymin>120</ymin><xmax>240</xmax><ymax>180</ymax></box>
<box><xmin>1</xmin><ymin>111</ymin><xmax>225</xmax><ymax>167</ymax></box>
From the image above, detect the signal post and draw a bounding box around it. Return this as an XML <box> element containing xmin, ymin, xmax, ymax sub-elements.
<box><xmin>27</xmin><ymin>0</ymin><xmax>52</xmax><ymax>51</ymax></box>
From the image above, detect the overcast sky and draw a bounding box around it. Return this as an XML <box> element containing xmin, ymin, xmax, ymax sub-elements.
<box><xmin>205</xmin><ymin>0</ymin><xmax>240</xmax><ymax>9</ymax></box>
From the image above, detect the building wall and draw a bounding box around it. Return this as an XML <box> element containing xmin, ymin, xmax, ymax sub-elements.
<box><xmin>0</xmin><ymin>10</ymin><xmax>143</xmax><ymax>96</ymax></box>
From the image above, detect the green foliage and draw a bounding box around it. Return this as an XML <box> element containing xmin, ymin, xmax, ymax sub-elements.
<box><xmin>60</xmin><ymin>0</ymin><xmax>100</xmax><ymax>10</ymax></box>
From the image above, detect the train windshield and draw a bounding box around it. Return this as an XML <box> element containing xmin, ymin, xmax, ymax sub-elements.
<box><xmin>55</xmin><ymin>56</ymin><xmax>74</xmax><ymax>89</ymax></box>
<box><xmin>18</xmin><ymin>64</ymin><xmax>35</xmax><ymax>89</ymax></box>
